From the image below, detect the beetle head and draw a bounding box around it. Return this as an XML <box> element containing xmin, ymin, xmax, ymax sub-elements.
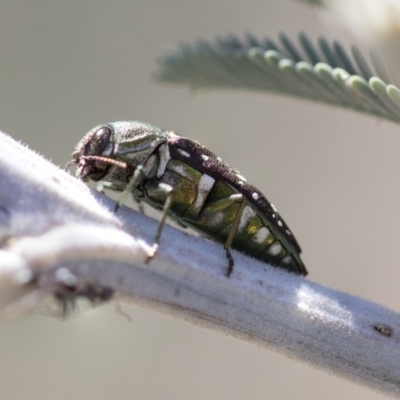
<box><xmin>71</xmin><ymin>121</ymin><xmax>167</xmax><ymax>183</ymax></box>
<box><xmin>71</xmin><ymin>124</ymin><xmax>126</xmax><ymax>182</ymax></box>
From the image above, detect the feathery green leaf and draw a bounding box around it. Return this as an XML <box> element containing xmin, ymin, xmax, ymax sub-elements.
<box><xmin>157</xmin><ymin>33</ymin><xmax>400</xmax><ymax>123</ymax></box>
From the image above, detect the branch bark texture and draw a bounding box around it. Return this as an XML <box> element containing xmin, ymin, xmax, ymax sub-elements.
<box><xmin>1</xmin><ymin>131</ymin><xmax>400</xmax><ymax>396</ymax></box>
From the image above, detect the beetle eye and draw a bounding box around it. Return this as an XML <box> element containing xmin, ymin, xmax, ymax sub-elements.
<box><xmin>90</xmin><ymin>126</ymin><xmax>112</xmax><ymax>154</ymax></box>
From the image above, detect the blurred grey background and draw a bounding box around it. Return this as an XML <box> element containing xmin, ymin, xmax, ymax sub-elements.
<box><xmin>0</xmin><ymin>1</ymin><xmax>398</xmax><ymax>399</ymax></box>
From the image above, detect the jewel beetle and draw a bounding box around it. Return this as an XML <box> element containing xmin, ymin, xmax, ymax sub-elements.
<box><xmin>71</xmin><ymin>121</ymin><xmax>307</xmax><ymax>277</ymax></box>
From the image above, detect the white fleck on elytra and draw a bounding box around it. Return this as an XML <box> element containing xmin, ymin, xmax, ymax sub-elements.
<box><xmin>238</xmin><ymin>206</ymin><xmax>256</xmax><ymax>232</ymax></box>
<box><xmin>201</xmin><ymin>154</ymin><xmax>209</xmax><ymax>161</ymax></box>
<box><xmin>177</xmin><ymin>149</ymin><xmax>190</xmax><ymax>158</ymax></box>
<box><xmin>252</xmin><ymin>192</ymin><xmax>259</xmax><ymax>200</ymax></box>
<box><xmin>189</xmin><ymin>174</ymin><xmax>215</xmax><ymax>212</ymax></box>
<box><xmin>268</xmin><ymin>242</ymin><xmax>282</xmax><ymax>256</ymax></box>
<box><xmin>286</xmin><ymin>229</ymin><xmax>292</xmax><ymax>236</ymax></box>
<box><xmin>230</xmin><ymin>193</ymin><xmax>243</xmax><ymax>202</ymax></box>
<box><xmin>236</xmin><ymin>173</ymin><xmax>247</xmax><ymax>182</ymax></box>
<box><xmin>277</xmin><ymin>220</ymin><xmax>283</xmax><ymax>227</ymax></box>
<box><xmin>271</xmin><ymin>203</ymin><xmax>278</xmax><ymax>212</ymax></box>
<box><xmin>156</xmin><ymin>144</ymin><xmax>170</xmax><ymax>178</ymax></box>
<box><xmin>281</xmin><ymin>255</ymin><xmax>292</xmax><ymax>264</ymax></box>
<box><xmin>253</xmin><ymin>227</ymin><xmax>270</xmax><ymax>243</ymax></box>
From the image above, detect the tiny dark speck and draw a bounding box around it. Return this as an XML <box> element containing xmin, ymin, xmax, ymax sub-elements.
<box><xmin>257</xmin><ymin>280</ymin><xmax>264</xmax><ymax>285</ymax></box>
<box><xmin>54</xmin><ymin>284</ymin><xmax>114</xmax><ymax>317</ymax></box>
<box><xmin>374</xmin><ymin>323</ymin><xmax>393</xmax><ymax>337</ymax></box>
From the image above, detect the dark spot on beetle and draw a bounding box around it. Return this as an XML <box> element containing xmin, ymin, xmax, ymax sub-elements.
<box><xmin>374</xmin><ymin>323</ymin><xmax>393</xmax><ymax>337</ymax></box>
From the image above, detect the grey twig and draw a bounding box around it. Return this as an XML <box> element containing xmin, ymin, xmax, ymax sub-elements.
<box><xmin>1</xmin><ymin>131</ymin><xmax>400</xmax><ymax>396</ymax></box>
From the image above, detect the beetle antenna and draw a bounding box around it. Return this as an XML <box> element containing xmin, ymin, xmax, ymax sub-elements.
<box><xmin>83</xmin><ymin>155</ymin><xmax>128</xmax><ymax>169</ymax></box>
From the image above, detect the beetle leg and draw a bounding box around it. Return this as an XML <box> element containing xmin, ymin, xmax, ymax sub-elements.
<box><xmin>223</xmin><ymin>195</ymin><xmax>245</xmax><ymax>277</ymax></box>
<box><xmin>145</xmin><ymin>183</ymin><xmax>173</xmax><ymax>262</ymax></box>
<box><xmin>133</xmin><ymin>197</ymin><xmax>145</xmax><ymax>214</ymax></box>
<box><xmin>115</xmin><ymin>165</ymin><xmax>145</xmax><ymax>212</ymax></box>
<box><xmin>183</xmin><ymin>193</ymin><xmax>245</xmax><ymax>277</ymax></box>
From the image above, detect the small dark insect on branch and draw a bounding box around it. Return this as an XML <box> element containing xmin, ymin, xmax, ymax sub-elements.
<box><xmin>54</xmin><ymin>281</ymin><xmax>114</xmax><ymax>317</ymax></box>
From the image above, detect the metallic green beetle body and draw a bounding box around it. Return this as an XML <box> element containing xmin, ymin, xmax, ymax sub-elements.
<box><xmin>71</xmin><ymin>121</ymin><xmax>307</xmax><ymax>276</ymax></box>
